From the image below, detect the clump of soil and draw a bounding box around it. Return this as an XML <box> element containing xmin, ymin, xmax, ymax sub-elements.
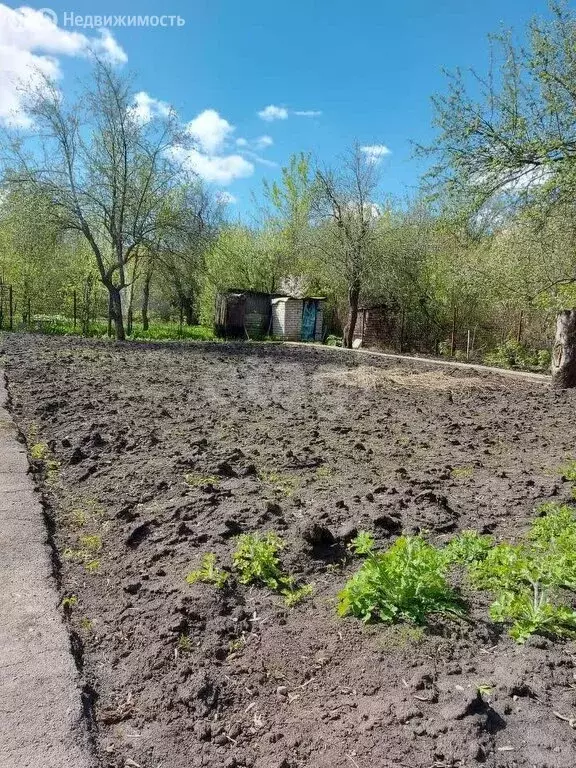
<box><xmin>3</xmin><ymin>333</ymin><xmax>576</xmax><ymax>768</ymax></box>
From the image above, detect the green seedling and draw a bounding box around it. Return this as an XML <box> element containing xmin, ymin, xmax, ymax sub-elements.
<box><xmin>186</xmin><ymin>553</ymin><xmax>229</xmax><ymax>588</ymax></box>
<box><xmin>232</xmin><ymin>532</ymin><xmax>312</xmax><ymax>606</ymax></box>
<box><xmin>30</xmin><ymin>442</ymin><xmax>49</xmax><ymax>460</ymax></box>
<box><xmin>177</xmin><ymin>634</ymin><xmax>194</xmax><ymax>653</ymax></box>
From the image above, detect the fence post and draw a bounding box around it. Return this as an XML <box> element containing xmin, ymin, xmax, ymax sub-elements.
<box><xmin>8</xmin><ymin>286</ymin><xmax>13</xmax><ymax>331</ymax></box>
<box><xmin>450</xmin><ymin>306</ymin><xmax>457</xmax><ymax>357</ymax></box>
<box><xmin>517</xmin><ymin>310</ymin><xmax>524</xmax><ymax>345</ymax></box>
<box><xmin>73</xmin><ymin>290</ymin><xmax>77</xmax><ymax>330</ymax></box>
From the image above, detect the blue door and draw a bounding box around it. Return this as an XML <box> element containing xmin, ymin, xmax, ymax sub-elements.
<box><xmin>301</xmin><ymin>300</ymin><xmax>317</xmax><ymax>341</ymax></box>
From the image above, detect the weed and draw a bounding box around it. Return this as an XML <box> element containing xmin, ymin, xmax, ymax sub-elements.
<box><xmin>61</xmin><ymin>595</ymin><xmax>78</xmax><ymax>612</ymax></box>
<box><xmin>314</xmin><ymin>465</ymin><xmax>333</xmax><ymax>479</ymax></box>
<box><xmin>489</xmin><ymin>587</ymin><xmax>576</xmax><ymax>644</ymax></box>
<box><xmin>338</xmin><ymin>533</ymin><xmax>464</xmax><ymax>624</ymax></box>
<box><xmin>451</xmin><ymin>466</ymin><xmax>474</xmax><ymax>480</ymax></box>
<box><xmin>559</xmin><ymin>460</ymin><xmax>576</xmax><ymax>482</ymax></box>
<box><xmin>476</xmin><ymin>683</ymin><xmax>493</xmax><ymax>698</ymax></box>
<box><xmin>79</xmin><ymin>617</ymin><xmax>93</xmax><ymax>632</ymax></box>
<box><xmin>30</xmin><ymin>442</ymin><xmax>49</xmax><ymax>460</ymax></box>
<box><xmin>259</xmin><ymin>470</ymin><xmax>300</xmax><ymax>498</ymax></box>
<box><xmin>378</xmin><ymin>623</ymin><xmax>426</xmax><ymax>651</ymax></box>
<box><xmin>64</xmin><ymin>533</ymin><xmax>102</xmax><ymax>572</ymax></box>
<box><xmin>186</xmin><ymin>553</ymin><xmax>229</xmax><ymax>588</ymax></box>
<box><xmin>468</xmin><ymin>503</ymin><xmax>576</xmax><ymax>642</ymax></box>
<box><xmin>228</xmin><ymin>636</ymin><xmax>246</xmax><ymax>654</ymax></box>
<box><xmin>442</xmin><ymin>530</ymin><xmax>493</xmax><ymax>565</ymax></box>
<box><xmin>177</xmin><ymin>634</ymin><xmax>194</xmax><ymax>653</ymax></box>
<box><xmin>232</xmin><ymin>532</ymin><xmax>312</xmax><ymax>605</ymax></box>
<box><xmin>184</xmin><ymin>472</ymin><xmax>220</xmax><ymax>488</ymax></box>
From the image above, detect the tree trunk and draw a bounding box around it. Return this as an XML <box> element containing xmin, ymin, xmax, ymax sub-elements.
<box><xmin>182</xmin><ymin>296</ymin><xmax>196</xmax><ymax>326</ymax></box>
<box><xmin>108</xmin><ymin>285</ymin><xmax>126</xmax><ymax>341</ymax></box>
<box><xmin>141</xmin><ymin>272</ymin><xmax>152</xmax><ymax>331</ymax></box>
<box><xmin>552</xmin><ymin>309</ymin><xmax>576</xmax><ymax>388</ymax></box>
<box><xmin>343</xmin><ymin>281</ymin><xmax>360</xmax><ymax>349</ymax></box>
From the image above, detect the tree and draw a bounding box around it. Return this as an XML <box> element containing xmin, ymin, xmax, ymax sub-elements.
<box><xmin>423</xmin><ymin>1</ymin><xmax>576</xmax><ymax>385</ymax></box>
<box><xmin>261</xmin><ymin>153</ymin><xmax>315</xmax><ymax>291</ymax></box>
<box><xmin>155</xmin><ymin>183</ymin><xmax>223</xmax><ymax>325</ymax></box>
<box><xmin>313</xmin><ymin>145</ymin><xmax>381</xmax><ymax>348</ymax></box>
<box><xmin>2</xmin><ymin>57</ymin><xmax>191</xmax><ymax>340</ymax></box>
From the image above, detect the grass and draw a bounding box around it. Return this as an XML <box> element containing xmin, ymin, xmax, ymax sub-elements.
<box><xmin>450</xmin><ymin>466</ymin><xmax>474</xmax><ymax>480</ymax></box>
<box><xmin>20</xmin><ymin>315</ymin><xmax>215</xmax><ymax>342</ymax></box>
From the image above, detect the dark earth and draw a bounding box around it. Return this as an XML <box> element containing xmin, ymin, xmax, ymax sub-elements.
<box><xmin>2</xmin><ymin>333</ymin><xmax>576</xmax><ymax>768</ymax></box>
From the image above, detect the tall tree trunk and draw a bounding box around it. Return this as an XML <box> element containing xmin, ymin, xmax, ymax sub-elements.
<box><xmin>142</xmin><ymin>272</ymin><xmax>152</xmax><ymax>331</ymax></box>
<box><xmin>552</xmin><ymin>309</ymin><xmax>576</xmax><ymax>388</ymax></box>
<box><xmin>108</xmin><ymin>285</ymin><xmax>126</xmax><ymax>341</ymax></box>
<box><xmin>182</xmin><ymin>296</ymin><xmax>196</xmax><ymax>326</ymax></box>
<box><xmin>343</xmin><ymin>281</ymin><xmax>360</xmax><ymax>349</ymax></box>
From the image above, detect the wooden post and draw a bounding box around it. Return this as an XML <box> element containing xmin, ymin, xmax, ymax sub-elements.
<box><xmin>399</xmin><ymin>307</ymin><xmax>405</xmax><ymax>353</ymax></box>
<box><xmin>73</xmin><ymin>290</ymin><xmax>77</xmax><ymax>330</ymax></box>
<box><xmin>179</xmin><ymin>302</ymin><xmax>184</xmax><ymax>337</ymax></box>
<box><xmin>8</xmin><ymin>286</ymin><xmax>13</xmax><ymax>331</ymax></box>
<box><xmin>516</xmin><ymin>309</ymin><xmax>524</xmax><ymax>345</ymax></box>
<box><xmin>450</xmin><ymin>306</ymin><xmax>457</xmax><ymax>357</ymax></box>
<box><xmin>27</xmin><ymin>297</ymin><xmax>31</xmax><ymax>327</ymax></box>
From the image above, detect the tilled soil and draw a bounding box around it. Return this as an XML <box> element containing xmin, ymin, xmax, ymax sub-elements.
<box><xmin>3</xmin><ymin>333</ymin><xmax>576</xmax><ymax>768</ymax></box>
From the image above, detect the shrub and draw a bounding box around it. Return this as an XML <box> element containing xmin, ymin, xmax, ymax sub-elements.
<box><xmin>484</xmin><ymin>340</ymin><xmax>550</xmax><ymax>372</ymax></box>
<box><xmin>338</xmin><ymin>534</ymin><xmax>463</xmax><ymax>624</ymax></box>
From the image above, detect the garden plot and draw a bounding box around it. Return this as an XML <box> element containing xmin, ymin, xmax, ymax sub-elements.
<box><xmin>3</xmin><ymin>333</ymin><xmax>576</xmax><ymax>768</ymax></box>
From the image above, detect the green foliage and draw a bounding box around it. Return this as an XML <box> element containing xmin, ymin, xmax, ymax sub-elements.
<box><xmin>30</xmin><ymin>442</ymin><xmax>49</xmax><ymax>460</ymax></box>
<box><xmin>559</xmin><ymin>461</ymin><xmax>576</xmax><ymax>482</ymax></box>
<box><xmin>484</xmin><ymin>341</ymin><xmax>551</xmax><ymax>372</ymax></box>
<box><xmin>338</xmin><ymin>534</ymin><xmax>463</xmax><ymax>624</ymax></box>
<box><xmin>489</xmin><ymin>587</ymin><xmax>576</xmax><ymax>644</ymax></box>
<box><xmin>184</xmin><ymin>472</ymin><xmax>220</xmax><ymax>488</ymax></box>
<box><xmin>442</xmin><ymin>530</ymin><xmax>493</xmax><ymax>565</ymax></box>
<box><xmin>468</xmin><ymin>503</ymin><xmax>576</xmax><ymax>642</ymax></box>
<box><xmin>232</xmin><ymin>532</ymin><xmax>312</xmax><ymax>605</ymax></box>
<box><xmin>186</xmin><ymin>553</ymin><xmax>229</xmax><ymax>589</ymax></box>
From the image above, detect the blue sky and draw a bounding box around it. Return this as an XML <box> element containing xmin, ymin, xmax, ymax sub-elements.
<box><xmin>1</xmin><ymin>0</ymin><xmax>554</xmax><ymax>217</ymax></box>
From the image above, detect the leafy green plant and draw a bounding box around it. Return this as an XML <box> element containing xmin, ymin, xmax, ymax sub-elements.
<box><xmin>467</xmin><ymin>504</ymin><xmax>576</xmax><ymax>642</ymax></box>
<box><xmin>186</xmin><ymin>553</ymin><xmax>229</xmax><ymax>588</ymax></box>
<box><xmin>232</xmin><ymin>532</ymin><xmax>312</xmax><ymax>605</ymax></box>
<box><xmin>30</xmin><ymin>442</ymin><xmax>49</xmax><ymax>460</ymax></box>
<box><xmin>489</xmin><ymin>587</ymin><xmax>576</xmax><ymax>644</ymax></box>
<box><xmin>559</xmin><ymin>461</ymin><xmax>576</xmax><ymax>482</ymax></box>
<box><xmin>338</xmin><ymin>533</ymin><xmax>464</xmax><ymax>624</ymax></box>
<box><xmin>442</xmin><ymin>530</ymin><xmax>493</xmax><ymax>565</ymax></box>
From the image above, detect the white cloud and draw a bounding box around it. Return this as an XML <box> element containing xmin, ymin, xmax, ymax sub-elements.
<box><xmin>0</xmin><ymin>4</ymin><xmax>126</xmax><ymax>127</ymax></box>
<box><xmin>294</xmin><ymin>110</ymin><xmax>322</xmax><ymax>117</ymax></box>
<box><xmin>170</xmin><ymin>145</ymin><xmax>254</xmax><ymax>185</ymax></box>
<box><xmin>131</xmin><ymin>91</ymin><xmax>171</xmax><ymax>123</ymax></box>
<box><xmin>254</xmin><ymin>134</ymin><xmax>273</xmax><ymax>149</ymax></box>
<box><xmin>186</xmin><ymin>109</ymin><xmax>235</xmax><ymax>154</ymax></box>
<box><xmin>360</xmin><ymin>144</ymin><xmax>392</xmax><ymax>162</ymax></box>
<box><xmin>235</xmin><ymin>137</ymin><xmax>248</xmax><ymax>147</ymax></box>
<box><xmin>258</xmin><ymin>104</ymin><xmax>288</xmax><ymax>122</ymax></box>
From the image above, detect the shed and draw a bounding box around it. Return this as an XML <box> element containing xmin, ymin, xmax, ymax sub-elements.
<box><xmin>271</xmin><ymin>297</ymin><xmax>325</xmax><ymax>342</ymax></box>
<box><xmin>353</xmin><ymin>304</ymin><xmax>399</xmax><ymax>349</ymax></box>
<box><xmin>215</xmin><ymin>290</ymin><xmax>272</xmax><ymax>338</ymax></box>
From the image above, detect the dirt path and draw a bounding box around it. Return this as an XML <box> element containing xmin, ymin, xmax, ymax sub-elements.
<box><xmin>286</xmin><ymin>340</ymin><xmax>551</xmax><ymax>382</ymax></box>
<box><xmin>2</xmin><ymin>334</ymin><xmax>576</xmax><ymax>768</ymax></box>
<box><xmin>0</xmin><ymin>369</ymin><xmax>94</xmax><ymax>768</ymax></box>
